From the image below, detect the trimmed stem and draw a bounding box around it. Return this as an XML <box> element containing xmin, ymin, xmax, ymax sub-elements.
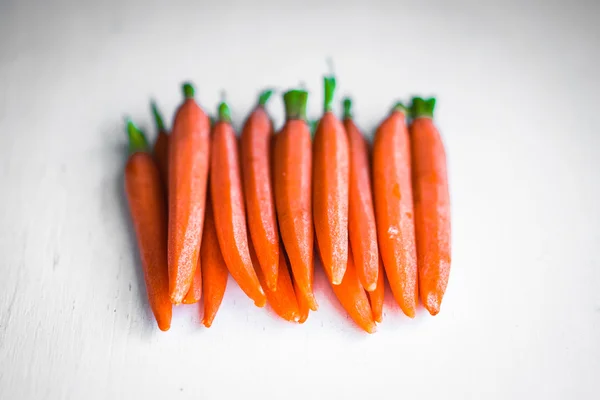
<box><xmin>182</xmin><ymin>82</ymin><xmax>195</xmax><ymax>99</ymax></box>
<box><xmin>323</xmin><ymin>76</ymin><xmax>336</xmax><ymax>113</ymax></box>
<box><xmin>150</xmin><ymin>101</ymin><xmax>166</xmax><ymax>132</ymax></box>
<box><xmin>392</xmin><ymin>101</ymin><xmax>409</xmax><ymax>115</ymax></box>
<box><xmin>283</xmin><ymin>89</ymin><xmax>308</xmax><ymax>121</ymax></box>
<box><xmin>258</xmin><ymin>89</ymin><xmax>273</xmax><ymax>107</ymax></box>
<box><xmin>126</xmin><ymin>119</ymin><xmax>149</xmax><ymax>155</ymax></box>
<box><xmin>342</xmin><ymin>97</ymin><xmax>352</xmax><ymax>119</ymax></box>
<box><xmin>218</xmin><ymin>102</ymin><xmax>232</xmax><ymax>123</ymax></box>
<box><xmin>411</xmin><ymin>97</ymin><xmax>436</xmax><ymax>118</ymax></box>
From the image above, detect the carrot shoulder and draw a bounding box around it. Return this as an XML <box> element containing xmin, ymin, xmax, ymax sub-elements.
<box><xmin>240</xmin><ymin>90</ymin><xmax>279</xmax><ymax>291</ymax></box>
<box><xmin>151</xmin><ymin>101</ymin><xmax>169</xmax><ymax>187</ymax></box>
<box><xmin>373</xmin><ymin>102</ymin><xmax>418</xmax><ymax>318</ymax></box>
<box><xmin>410</xmin><ymin>97</ymin><xmax>451</xmax><ymax>316</ymax></box>
<box><xmin>168</xmin><ymin>83</ymin><xmax>211</xmax><ymax>304</ymax></box>
<box><xmin>313</xmin><ymin>76</ymin><xmax>349</xmax><ymax>285</ymax></box>
<box><xmin>124</xmin><ymin>120</ymin><xmax>172</xmax><ymax>331</ymax></box>
<box><xmin>274</xmin><ymin>89</ymin><xmax>317</xmax><ymax>311</ymax></box>
<box><xmin>211</xmin><ymin>101</ymin><xmax>266</xmax><ymax>307</ymax></box>
<box><xmin>342</xmin><ymin>98</ymin><xmax>379</xmax><ymax>291</ymax></box>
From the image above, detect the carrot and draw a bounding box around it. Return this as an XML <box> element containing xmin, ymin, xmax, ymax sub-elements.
<box><xmin>313</xmin><ymin>76</ymin><xmax>349</xmax><ymax>285</ymax></box>
<box><xmin>240</xmin><ymin>90</ymin><xmax>279</xmax><ymax>291</ymax></box>
<box><xmin>410</xmin><ymin>97</ymin><xmax>451</xmax><ymax>316</ymax></box>
<box><xmin>124</xmin><ymin>120</ymin><xmax>172</xmax><ymax>331</ymax></box>
<box><xmin>182</xmin><ymin>256</ymin><xmax>202</xmax><ymax>304</ymax></box>
<box><xmin>211</xmin><ymin>101</ymin><xmax>266</xmax><ymax>307</ymax></box>
<box><xmin>368</xmin><ymin>256</ymin><xmax>386</xmax><ymax>323</ymax></box>
<box><xmin>373</xmin><ymin>102</ymin><xmax>418</xmax><ymax>318</ymax></box>
<box><xmin>274</xmin><ymin>89</ymin><xmax>318</xmax><ymax>311</ymax></box>
<box><xmin>294</xmin><ymin>277</ymin><xmax>310</xmax><ymax>323</ymax></box>
<box><xmin>151</xmin><ymin>101</ymin><xmax>169</xmax><ymax>187</ymax></box>
<box><xmin>250</xmin><ymin>238</ymin><xmax>300</xmax><ymax>322</ymax></box>
<box><xmin>201</xmin><ymin>196</ymin><xmax>229</xmax><ymax>327</ymax></box>
<box><xmin>342</xmin><ymin>98</ymin><xmax>379</xmax><ymax>291</ymax></box>
<box><xmin>327</xmin><ymin>246</ymin><xmax>376</xmax><ymax>334</ymax></box>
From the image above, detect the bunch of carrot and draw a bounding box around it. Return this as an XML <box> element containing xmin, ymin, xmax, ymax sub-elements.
<box><xmin>124</xmin><ymin>78</ymin><xmax>450</xmax><ymax>333</ymax></box>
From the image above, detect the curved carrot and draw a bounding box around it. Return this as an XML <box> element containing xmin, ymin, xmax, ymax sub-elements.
<box><xmin>201</xmin><ymin>196</ymin><xmax>229</xmax><ymax>327</ymax></box>
<box><xmin>410</xmin><ymin>97</ymin><xmax>451</xmax><ymax>316</ymax></box>
<box><xmin>151</xmin><ymin>101</ymin><xmax>169</xmax><ymax>187</ymax></box>
<box><xmin>368</xmin><ymin>256</ymin><xmax>386</xmax><ymax>323</ymax></box>
<box><xmin>274</xmin><ymin>89</ymin><xmax>317</xmax><ymax>311</ymax></box>
<box><xmin>342</xmin><ymin>98</ymin><xmax>379</xmax><ymax>291</ymax></box>
<box><xmin>313</xmin><ymin>76</ymin><xmax>349</xmax><ymax>285</ymax></box>
<box><xmin>373</xmin><ymin>102</ymin><xmax>418</xmax><ymax>318</ymax></box>
<box><xmin>211</xmin><ymin>101</ymin><xmax>266</xmax><ymax>307</ymax></box>
<box><xmin>124</xmin><ymin>120</ymin><xmax>172</xmax><ymax>331</ymax></box>
<box><xmin>182</xmin><ymin>256</ymin><xmax>202</xmax><ymax>304</ymax></box>
<box><xmin>240</xmin><ymin>90</ymin><xmax>279</xmax><ymax>291</ymax></box>
<box><xmin>328</xmin><ymin>246</ymin><xmax>376</xmax><ymax>334</ymax></box>
<box><xmin>250</xmin><ymin>237</ymin><xmax>299</xmax><ymax>322</ymax></box>
<box><xmin>168</xmin><ymin>82</ymin><xmax>211</xmax><ymax>304</ymax></box>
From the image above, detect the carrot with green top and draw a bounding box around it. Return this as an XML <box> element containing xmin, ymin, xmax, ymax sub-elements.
<box><xmin>368</xmin><ymin>256</ymin><xmax>386</xmax><ymax>323</ymax></box>
<box><xmin>342</xmin><ymin>98</ymin><xmax>379</xmax><ymax>291</ymax></box>
<box><xmin>211</xmin><ymin>101</ymin><xmax>266</xmax><ymax>307</ymax></box>
<box><xmin>410</xmin><ymin>97</ymin><xmax>451</xmax><ymax>316</ymax></box>
<box><xmin>373</xmin><ymin>102</ymin><xmax>418</xmax><ymax>318</ymax></box>
<box><xmin>124</xmin><ymin>120</ymin><xmax>172</xmax><ymax>331</ymax></box>
<box><xmin>151</xmin><ymin>101</ymin><xmax>169</xmax><ymax>187</ymax></box>
<box><xmin>274</xmin><ymin>89</ymin><xmax>317</xmax><ymax>311</ymax></box>
<box><xmin>240</xmin><ymin>90</ymin><xmax>279</xmax><ymax>291</ymax></box>
<box><xmin>313</xmin><ymin>76</ymin><xmax>349</xmax><ymax>285</ymax></box>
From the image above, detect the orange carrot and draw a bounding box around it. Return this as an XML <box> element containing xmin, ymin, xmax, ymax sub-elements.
<box><xmin>342</xmin><ymin>98</ymin><xmax>379</xmax><ymax>291</ymax></box>
<box><xmin>151</xmin><ymin>101</ymin><xmax>169</xmax><ymax>187</ymax></box>
<box><xmin>168</xmin><ymin>83</ymin><xmax>211</xmax><ymax>304</ymax></box>
<box><xmin>294</xmin><ymin>277</ymin><xmax>310</xmax><ymax>323</ymax></box>
<box><xmin>250</xmin><ymin>238</ymin><xmax>299</xmax><ymax>322</ymax></box>
<box><xmin>201</xmin><ymin>196</ymin><xmax>229</xmax><ymax>327</ymax></box>
<box><xmin>274</xmin><ymin>89</ymin><xmax>317</xmax><ymax>311</ymax></box>
<box><xmin>410</xmin><ymin>97</ymin><xmax>451</xmax><ymax>316</ymax></box>
<box><xmin>211</xmin><ymin>101</ymin><xmax>266</xmax><ymax>307</ymax></box>
<box><xmin>182</xmin><ymin>256</ymin><xmax>202</xmax><ymax>304</ymax></box>
<box><xmin>368</xmin><ymin>256</ymin><xmax>386</xmax><ymax>323</ymax></box>
<box><xmin>240</xmin><ymin>90</ymin><xmax>279</xmax><ymax>291</ymax></box>
<box><xmin>124</xmin><ymin>120</ymin><xmax>172</xmax><ymax>331</ymax></box>
<box><xmin>328</xmin><ymin>246</ymin><xmax>376</xmax><ymax>334</ymax></box>
<box><xmin>313</xmin><ymin>76</ymin><xmax>349</xmax><ymax>285</ymax></box>
<box><xmin>373</xmin><ymin>102</ymin><xmax>418</xmax><ymax>318</ymax></box>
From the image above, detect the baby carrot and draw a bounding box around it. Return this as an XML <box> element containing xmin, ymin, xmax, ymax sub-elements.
<box><xmin>240</xmin><ymin>90</ymin><xmax>279</xmax><ymax>291</ymax></box>
<box><xmin>201</xmin><ymin>196</ymin><xmax>229</xmax><ymax>327</ymax></box>
<box><xmin>368</xmin><ymin>257</ymin><xmax>386</xmax><ymax>323</ymax></box>
<box><xmin>410</xmin><ymin>97</ymin><xmax>451</xmax><ymax>316</ymax></box>
<box><xmin>211</xmin><ymin>101</ymin><xmax>266</xmax><ymax>307</ymax></box>
<box><xmin>373</xmin><ymin>102</ymin><xmax>418</xmax><ymax>318</ymax></box>
<box><xmin>328</xmin><ymin>246</ymin><xmax>376</xmax><ymax>334</ymax></box>
<box><xmin>124</xmin><ymin>120</ymin><xmax>172</xmax><ymax>331</ymax></box>
<box><xmin>168</xmin><ymin>83</ymin><xmax>211</xmax><ymax>304</ymax></box>
<box><xmin>151</xmin><ymin>101</ymin><xmax>169</xmax><ymax>187</ymax></box>
<box><xmin>294</xmin><ymin>277</ymin><xmax>310</xmax><ymax>323</ymax></box>
<box><xmin>250</xmin><ymin>238</ymin><xmax>300</xmax><ymax>322</ymax></box>
<box><xmin>274</xmin><ymin>89</ymin><xmax>318</xmax><ymax>311</ymax></box>
<box><xmin>342</xmin><ymin>98</ymin><xmax>379</xmax><ymax>291</ymax></box>
<box><xmin>182</xmin><ymin>257</ymin><xmax>202</xmax><ymax>304</ymax></box>
<box><xmin>313</xmin><ymin>76</ymin><xmax>349</xmax><ymax>285</ymax></box>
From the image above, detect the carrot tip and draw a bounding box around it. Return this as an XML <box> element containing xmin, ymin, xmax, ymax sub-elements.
<box><xmin>342</xmin><ymin>97</ymin><xmax>352</xmax><ymax>119</ymax></box>
<box><xmin>157</xmin><ymin>321</ymin><xmax>171</xmax><ymax>331</ymax></box>
<box><xmin>150</xmin><ymin>100</ymin><xmax>166</xmax><ymax>132</ymax></box>
<box><xmin>182</xmin><ymin>82</ymin><xmax>195</xmax><ymax>99</ymax></box>
<box><xmin>392</xmin><ymin>101</ymin><xmax>409</xmax><ymax>115</ymax></box>
<box><xmin>364</xmin><ymin>282</ymin><xmax>377</xmax><ymax>292</ymax></box>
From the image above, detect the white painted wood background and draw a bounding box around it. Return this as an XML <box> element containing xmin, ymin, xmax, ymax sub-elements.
<box><xmin>1</xmin><ymin>0</ymin><xmax>599</xmax><ymax>399</ymax></box>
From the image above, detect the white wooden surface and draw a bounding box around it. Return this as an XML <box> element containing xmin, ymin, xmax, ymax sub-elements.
<box><xmin>1</xmin><ymin>1</ymin><xmax>599</xmax><ymax>399</ymax></box>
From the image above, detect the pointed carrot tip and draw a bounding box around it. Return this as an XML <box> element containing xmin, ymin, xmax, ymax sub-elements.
<box><xmin>366</xmin><ymin>324</ymin><xmax>377</xmax><ymax>334</ymax></box>
<box><xmin>202</xmin><ymin>318</ymin><xmax>213</xmax><ymax>328</ymax></box>
<box><xmin>365</xmin><ymin>283</ymin><xmax>377</xmax><ymax>292</ymax></box>
<box><xmin>157</xmin><ymin>321</ymin><xmax>171</xmax><ymax>331</ymax></box>
<box><xmin>293</xmin><ymin>315</ymin><xmax>301</xmax><ymax>322</ymax></box>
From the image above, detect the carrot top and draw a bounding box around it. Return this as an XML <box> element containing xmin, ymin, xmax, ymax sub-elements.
<box><xmin>182</xmin><ymin>82</ymin><xmax>195</xmax><ymax>99</ymax></box>
<box><xmin>217</xmin><ymin>101</ymin><xmax>232</xmax><ymax>123</ymax></box>
<box><xmin>258</xmin><ymin>89</ymin><xmax>274</xmax><ymax>107</ymax></box>
<box><xmin>126</xmin><ymin>119</ymin><xmax>149</xmax><ymax>155</ymax></box>
<box><xmin>411</xmin><ymin>97</ymin><xmax>436</xmax><ymax>119</ymax></box>
<box><xmin>323</xmin><ymin>76</ymin><xmax>336</xmax><ymax>113</ymax></box>
<box><xmin>283</xmin><ymin>89</ymin><xmax>308</xmax><ymax>121</ymax></box>
<box><xmin>150</xmin><ymin>101</ymin><xmax>166</xmax><ymax>132</ymax></box>
<box><xmin>392</xmin><ymin>101</ymin><xmax>409</xmax><ymax>115</ymax></box>
<box><xmin>342</xmin><ymin>97</ymin><xmax>352</xmax><ymax>120</ymax></box>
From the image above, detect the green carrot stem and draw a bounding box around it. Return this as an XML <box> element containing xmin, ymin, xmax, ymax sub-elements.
<box><xmin>218</xmin><ymin>102</ymin><xmax>232</xmax><ymax>123</ymax></box>
<box><xmin>411</xmin><ymin>97</ymin><xmax>436</xmax><ymax>118</ymax></box>
<box><xmin>182</xmin><ymin>82</ymin><xmax>195</xmax><ymax>99</ymax></box>
<box><xmin>323</xmin><ymin>76</ymin><xmax>336</xmax><ymax>113</ymax></box>
<box><xmin>392</xmin><ymin>101</ymin><xmax>409</xmax><ymax>115</ymax></box>
<box><xmin>150</xmin><ymin>101</ymin><xmax>166</xmax><ymax>132</ymax></box>
<box><xmin>283</xmin><ymin>89</ymin><xmax>308</xmax><ymax>121</ymax></box>
<box><xmin>342</xmin><ymin>97</ymin><xmax>352</xmax><ymax>119</ymax></box>
<box><xmin>126</xmin><ymin>119</ymin><xmax>149</xmax><ymax>155</ymax></box>
<box><xmin>258</xmin><ymin>89</ymin><xmax>274</xmax><ymax>107</ymax></box>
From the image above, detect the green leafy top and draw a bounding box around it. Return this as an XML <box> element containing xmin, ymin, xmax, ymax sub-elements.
<box><xmin>283</xmin><ymin>89</ymin><xmax>308</xmax><ymax>121</ymax></box>
<box><xmin>126</xmin><ymin>119</ymin><xmax>149</xmax><ymax>155</ymax></box>
<box><xmin>411</xmin><ymin>97</ymin><xmax>436</xmax><ymax>118</ymax></box>
<box><xmin>323</xmin><ymin>76</ymin><xmax>336</xmax><ymax>113</ymax></box>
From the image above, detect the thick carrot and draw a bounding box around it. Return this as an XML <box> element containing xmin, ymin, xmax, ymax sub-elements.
<box><xmin>373</xmin><ymin>102</ymin><xmax>418</xmax><ymax>318</ymax></box>
<box><xmin>274</xmin><ymin>89</ymin><xmax>317</xmax><ymax>311</ymax></box>
<box><xmin>342</xmin><ymin>98</ymin><xmax>379</xmax><ymax>291</ymax></box>
<box><xmin>124</xmin><ymin>120</ymin><xmax>172</xmax><ymax>331</ymax></box>
<box><xmin>240</xmin><ymin>90</ymin><xmax>279</xmax><ymax>291</ymax></box>
<box><xmin>182</xmin><ymin>256</ymin><xmax>202</xmax><ymax>304</ymax></box>
<box><xmin>368</xmin><ymin>256</ymin><xmax>386</xmax><ymax>323</ymax></box>
<box><xmin>327</xmin><ymin>246</ymin><xmax>376</xmax><ymax>334</ymax></box>
<box><xmin>151</xmin><ymin>101</ymin><xmax>169</xmax><ymax>187</ymax></box>
<box><xmin>168</xmin><ymin>83</ymin><xmax>211</xmax><ymax>304</ymax></box>
<box><xmin>410</xmin><ymin>97</ymin><xmax>451</xmax><ymax>316</ymax></box>
<box><xmin>201</xmin><ymin>196</ymin><xmax>229</xmax><ymax>327</ymax></box>
<box><xmin>313</xmin><ymin>76</ymin><xmax>349</xmax><ymax>285</ymax></box>
<box><xmin>211</xmin><ymin>101</ymin><xmax>266</xmax><ymax>307</ymax></box>
<box><xmin>250</xmin><ymin>238</ymin><xmax>300</xmax><ymax>322</ymax></box>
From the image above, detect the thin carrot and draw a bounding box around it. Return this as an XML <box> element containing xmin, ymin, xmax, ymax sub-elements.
<box><xmin>211</xmin><ymin>101</ymin><xmax>266</xmax><ymax>307</ymax></box>
<box><xmin>327</xmin><ymin>246</ymin><xmax>376</xmax><ymax>334</ymax></box>
<box><xmin>151</xmin><ymin>101</ymin><xmax>169</xmax><ymax>187</ymax></box>
<box><xmin>410</xmin><ymin>97</ymin><xmax>451</xmax><ymax>316</ymax></box>
<box><xmin>182</xmin><ymin>256</ymin><xmax>202</xmax><ymax>304</ymax></box>
<box><xmin>168</xmin><ymin>82</ymin><xmax>211</xmax><ymax>304</ymax></box>
<box><xmin>274</xmin><ymin>89</ymin><xmax>318</xmax><ymax>311</ymax></box>
<box><xmin>124</xmin><ymin>120</ymin><xmax>172</xmax><ymax>331</ymax></box>
<box><xmin>373</xmin><ymin>102</ymin><xmax>419</xmax><ymax>318</ymax></box>
<box><xmin>250</xmin><ymin>238</ymin><xmax>300</xmax><ymax>322</ymax></box>
<box><xmin>201</xmin><ymin>196</ymin><xmax>229</xmax><ymax>327</ymax></box>
<box><xmin>294</xmin><ymin>277</ymin><xmax>310</xmax><ymax>323</ymax></box>
<box><xmin>240</xmin><ymin>90</ymin><xmax>279</xmax><ymax>291</ymax></box>
<box><xmin>342</xmin><ymin>98</ymin><xmax>379</xmax><ymax>291</ymax></box>
<box><xmin>368</xmin><ymin>256</ymin><xmax>386</xmax><ymax>323</ymax></box>
<box><xmin>313</xmin><ymin>76</ymin><xmax>349</xmax><ymax>285</ymax></box>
